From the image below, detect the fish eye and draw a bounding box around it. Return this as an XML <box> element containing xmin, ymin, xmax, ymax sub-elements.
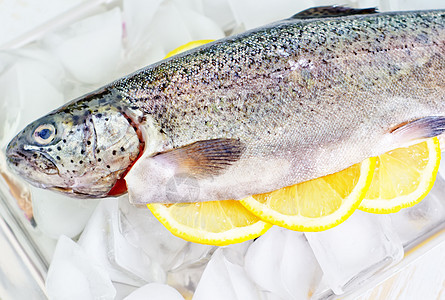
<box><xmin>33</xmin><ymin>124</ymin><xmax>56</xmax><ymax>145</ymax></box>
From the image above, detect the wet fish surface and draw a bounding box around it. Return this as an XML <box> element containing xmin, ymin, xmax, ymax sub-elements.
<box><xmin>6</xmin><ymin>6</ymin><xmax>445</xmax><ymax>203</ymax></box>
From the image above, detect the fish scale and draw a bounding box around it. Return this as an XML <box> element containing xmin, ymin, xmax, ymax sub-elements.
<box><xmin>118</xmin><ymin>11</ymin><xmax>445</xmax><ymax>149</ymax></box>
<box><xmin>5</xmin><ymin>7</ymin><xmax>445</xmax><ymax>203</ymax></box>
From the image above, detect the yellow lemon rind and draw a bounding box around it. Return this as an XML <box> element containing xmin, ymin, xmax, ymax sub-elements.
<box><xmin>239</xmin><ymin>157</ymin><xmax>376</xmax><ymax>232</ymax></box>
<box><xmin>165</xmin><ymin>40</ymin><xmax>215</xmax><ymax>58</ymax></box>
<box><xmin>359</xmin><ymin>138</ymin><xmax>441</xmax><ymax>214</ymax></box>
<box><xmin>146</xmin><ymin>203</ymin><xmax>272</xmax><ymax>246</ymax></box>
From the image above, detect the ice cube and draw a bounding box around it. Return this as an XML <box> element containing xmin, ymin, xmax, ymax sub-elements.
<box><xmin>114</xmin><ymin>282</ymin><xmax>139</xmax><ymax>300</ymax></box>
<box><xmin>78</xmin><ymin>198</ymin><xmax>165</xmax><ymax>286</ymax></box>
<box><xmin>121</xmin><ymin>0</ymin><xmax>166</xmax><ymax>71</ymax></box>
<box><xmin>180</xmin><ymin>7</ymin><xmax>225</xmax><ymax>41</ymax></box>
<box><xmin>305</xmin><ymin>211</ymin><xmax>404</xmax><ymax>295</ymax></box>
<box><xmin>193</xmin><ymin>248</ymin><xmax>260</xmax><ymax>300</ymax></box>
<box><xmin>123</xmin><ymin>0</ymin><xmax>192</xmax><ymax>69</ymax></box>
<box><xmin>167</xmin><ymin>242</ymin><xmax>255</xmax><ymax>300</ymax></box>
<box><xmin>0</xmin><ymin>0</ymin><xmax>83</xmax><ymax>47</ymax></box>
<box><xmin>123</xmin><ymin>0</ymin><xmax>204</xmax><ymax>71</ymax></box>
<box><xmin>135</xmin><ymin>0</ymin><xmax>224</xmax><ymax>64</ymax></box>
<box><xmin>124</xmin><ymin>283</ymin><xmax>184</xmax><ymax>300</ymax></box>
<box><xmin>167</xmin><ymin>262</ymin><xmax>208</xmax><ymax>300</ymax></box>
<box><xmin>46</xmin><ymin>235</ymin><xmax>116</xmax><ymax>300</ymax></box>
<box><xmin>146</xmin><ymin>2</ymin><xmax>194</xmax><ymax>52</ymax></box>
<box><xmin>202</xmin><ymin>0</ymin><xmax>237</xmax><ymax>33</ymax></box>
<box><xmin>14</xmin><ymin>62</ymin><xmax>64</xmax><ymax>129</ymax></box>
<box><xmin>0</xmin><ymin>64</ymin><xmax>21</xmax><ymax>147</ymax></box>
<box><xmin>172</xmin><ymin>0</ymin><xmax>205</xmax><ymax>14</ymax></box>
<box><xmin>118</xmin><ymin>196</ymin><xmax>214</xmax><ymax>272</ymax></box>
<box><xmin>9</xmin><ymin>47</ymin><xmax>66</xmax><ymax>87</ymax></box>
<box><xmin>258</xmin><ymin>291</ymin><xmax>286</xmax><ymax>300</ymax></box>
<box><xmin>244</xmin><ymin>226</ymin><xmax>322</xmax><ymax>300</ymax></box>
<box><xmin>225</xmin><ymin>239</ymin><xmax>253</xmax><ymax>257</ymax></box>
<box><xmin>122</xmin><ymin>0</ymin><xmax>164</xmax><ymax>50</ymax></box>
<box><xmin>121</xmin><ymin>41</ymin><xmax>166</xmax><ymax>75</ymax></box>
<box><xmin>227</xmin><ymin>0</ymin><xmax>315</xmax><ymax>30</ymax></box>
<box><xmin>42</xmin><ymin>8</ymin><xmax>123</xmax><ymax>85</ymax></box>
<box><xmin>47</xmin><ymin>260</ymin><xmax>95</xmax><ymax>300</ymax></box>
<box><xmin>32</xmin><ymin>187</ymin><xmax>100</xmax><ymax>239</ymax></box>
<box><xmin>390</xmin><ymin>175</ymin><xmax>445</xmax><ymax>247</ymax></box>
<box><xmin>119</xmin><ymin>195</ymin><xmax>214</xmax><ymax>297</ymax></box>
<box><xmin>0</xmin><ymin>51</ymin><xmax>64</xmax><ymax>145</ymax></box>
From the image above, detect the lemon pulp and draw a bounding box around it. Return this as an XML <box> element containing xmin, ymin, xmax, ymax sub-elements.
<box><xmin>147</xmin><ymin>201</ymin><xmax>272</xmax><ymax>246</ymax></box>
<box><xmin>240</xmin><ymin>158</ymin><xmax>376</xmax><ymax>231</ymax></box>
<box><xmin>359</xmin><ymin>137</ymin><xmax>440</xmax><ymax>213</ymax></box>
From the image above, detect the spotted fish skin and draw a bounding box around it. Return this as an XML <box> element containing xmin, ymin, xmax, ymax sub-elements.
<box><xmin>6</xmin><ymin>90</ymin><xmax>142</xmax><ymax>198</ymax></box>
<box><xmin>121</xmin><ymin>9</ymin><xmax>445</xmax><ymax>203</ymax></box>
<box><xmin>5</xmin><ymin>8</ymin><xmax>445</xmax><ymax>202</ymax></box>
<box><xmin>118</xmin><ymin>10</ymin><xmax>445</xmax><ymax>149</ymax></box>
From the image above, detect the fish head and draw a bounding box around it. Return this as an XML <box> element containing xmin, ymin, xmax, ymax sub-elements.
<box><xmin>6</xmin><ymin>96</ymin><xmax>142</xmax><ymax>198</ymax></box>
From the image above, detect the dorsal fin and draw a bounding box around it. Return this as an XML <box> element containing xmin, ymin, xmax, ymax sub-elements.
<box><xmin>291</xmin><ymin>6</ymin><xmax>378</xmax><ymax>20</ymax></box>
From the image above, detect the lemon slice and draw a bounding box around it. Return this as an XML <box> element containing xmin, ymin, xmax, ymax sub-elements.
<box><xmin>240</xmin><ymin>158</ymin><xmax>376</xmax><ymax>232</ymax></box>
<box><xmin>147</xmin><ymin>201</ymin><xmax>272</xmax><ymax>246</ymax></box>
<box><xmin>165</xmin><ymin>40</ymin><xmax>215</xmax><ymax>58</ymax></box>
<box><xmin>145</xmin><ymin>40</ymin><xmax>272</xmax><ymax>246</ymax></box>
<box><xmin>359</xmin><ymin>137</ymin><xmax>440</xmax><ymax>213</ymax></box>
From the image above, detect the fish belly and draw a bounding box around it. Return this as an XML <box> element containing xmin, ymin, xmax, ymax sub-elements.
<box><xmin>124</xmin><ymin>10</ymin><xmax>445</xmax><ymax>203</ymax></box>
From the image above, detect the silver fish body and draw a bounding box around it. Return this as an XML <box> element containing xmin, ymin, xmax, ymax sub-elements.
<box><xmin>6</xmin><ymin>7</ymin><xmax>445</xmax><ymax>203</ymax></box>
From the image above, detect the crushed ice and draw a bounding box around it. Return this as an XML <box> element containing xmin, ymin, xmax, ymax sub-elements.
<box><xmin>0</xmin><ymin>0</ymin><xmax>444</xmax><ymax>299</ymax></box>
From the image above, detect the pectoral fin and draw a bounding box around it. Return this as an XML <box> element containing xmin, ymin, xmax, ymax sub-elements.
<box><xmin>291</xmin><ymin>6</ymin><xmax>377</xmax><ymax>20</ymax></box>
<box><xmin>125</xmin><ymin>138</ymin><xmax>246</xmax><ymax>204</ymax></box>
<box><xmin>154</xmin><ymin>138</ymin><xmax>246</xmax><ymax>178</ymax></box>
<box><xmin>391</xmin><ymin>116</ymin><xmax>445</xmax><ymax>144</ymax></box>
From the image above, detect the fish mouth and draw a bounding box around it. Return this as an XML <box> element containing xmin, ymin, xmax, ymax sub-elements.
<box><xmin>6</xmin><ymin>148</ymin><xmax>59</xmax><ymax>176</ymax></box>
<box><xmin>6</xmin><ymin>153</ymin><xmax>23</xmax><ymax>167</ymax></box>
<box><xmin>6</xmin><ymin>151</ymin><xmax>31</xmax><ymax>172</ymax></box>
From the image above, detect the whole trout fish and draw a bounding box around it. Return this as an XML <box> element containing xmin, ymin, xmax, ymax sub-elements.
<box><xmin>5</xmin><ymin>7</ymin><xmax>445</xmax><ymax>204</ymax></box>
